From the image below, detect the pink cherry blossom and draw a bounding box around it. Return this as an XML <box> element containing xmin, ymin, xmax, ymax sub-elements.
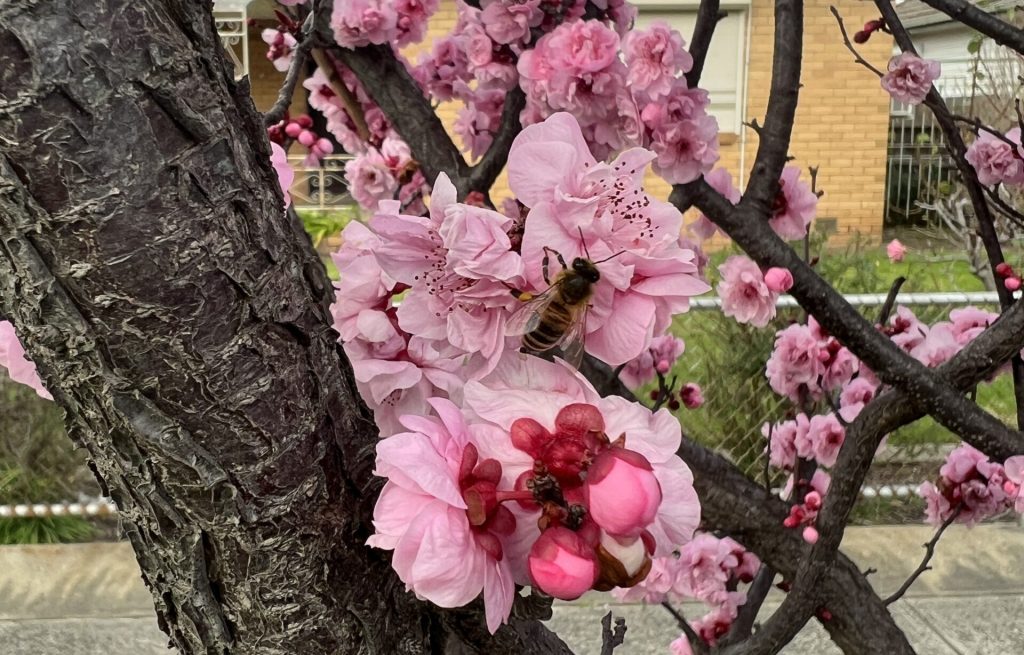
<box><xmin>269</xmin><ymin>143</ymin><xmax>294</xmax><ymax>207</ymax></box>
<box><xmin>1004</xmin><ymin>456</ymin><xmax>1024</xmax><ymax>513</ymax></box>
<box><xmin>345</xmin><ymin>147</ymin><xmax>399</xmax><ymax>210</ymax></box>
<box><xmin>463</xmin><ymin>354</ymin><xmax>701</xmax><ymax>561</ymax></box>
<box><xmin>680</xmin><ymin>383</ymin><xmax>704</xmax><ymax>409</ymax></box>
<box><xmin>762</xmin><ymin>414</ymin><xmax>809</xmax><ymax>470</ymax></box>
<box><xmin>509</xmin><ymin>113</ymin><xmax>710</xmax><ymax>365</ymax></box>
<box><xmin>768</xmin><ymin>166</ymin><xmax>818</xmax><ymax>240</ymax></box>
<box><xmin>919</xmin><ymin>443</ymin><xmax>1012</xmax><ymax>526</ymax></box>
<box><xmin>261</xmin><ymin>28</ymin><xmax>297</xmax><ymax>73</ymax></box>
<box><xmin>881</xmin><ymin>52</ymin><xmax>940</xmax><ymax>106</ymax></box>
<box><xmin>670</xmin><ymin>636</ymin><xmax>695</xmax><ymax>655</ymax></box>
<box><xmin>838</xmin><ymin>377</ymin><xmax>877</xmax><ymax>422</ymax></box>
<box><xmin>528</xmin><ymin>526</ymin><xmax>599</xmax><ymax>599</ymax></box>
<box><xmin>331</xmin><ymin>0</ymin><xmax>399</xmax><ymax>47</ymax></box>
<box><xmin>717</xmin><ymin>256</ymin><xmax>777</xmax><ymax>328</ymax></box>
<box><xmin>949</xmin><ymin>306</ymin><xmax>999</xmax><ymax>345</ymax></box>
<box><xmin>585</xmin><ymin>448</ymin><xmax>662</xmax><ymax>536</ymax></box>
<box><xmin>623</xmin><ymin>22</ymin><xmax>693</xmax><ymax>101</ymax></box>
<box><xmin>690</xmin><ymin>168</ymin><xmax>740</xmax><ymax>242</ymax></box>
<box><xmin>0</xmin><ymin>321</ymin><xmax>51</xmax><ymax>400</ymax></box>
<box><xmin>368</xmin><ymin>398</ymin><xmax>515</xmax><ymax>632</ymax></box>
<box><xmin>619</xmin><ymin>334</ymin><xmax>685</xmax><ymax>389</ymax></box>
<box><xmin>763</xmin><ymin>267</ymin><xmax>794</xmax><ymax>293</ymax></box>
<box><xmin>965</xmin><ymin>127</ymin><xmax>1024</xmax><ymax>187</ymax></box>
<box><xmin>481</xmin><ymin>0</ymin><xmax>542</xmax><ymax>45</ymax></box>
<box><xmin>886</xmin><ymin>238</ymin><xmax>907</xmax><ymax>263</ymax></box>
<box><xmin>644</xmin><ymin>83</ymin><xmax>720</xmax><ymax>184</ymax></box>
<box><xmin>802</xmin><ymin>413</ymin><xmax>845</xmax><ymax>468</ymax></box>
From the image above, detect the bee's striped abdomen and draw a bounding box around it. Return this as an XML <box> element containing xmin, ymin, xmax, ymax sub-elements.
<box><xmin>523</xmin><ymin>300</ymin><xmax>573</xmax><ymax>352</ymax></box>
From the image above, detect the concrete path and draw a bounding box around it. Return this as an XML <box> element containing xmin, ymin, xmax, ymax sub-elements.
<box><xmin>0</xmin><ymin>524</ymin><xmax>1021</xmax><ymax>654</ymax></box>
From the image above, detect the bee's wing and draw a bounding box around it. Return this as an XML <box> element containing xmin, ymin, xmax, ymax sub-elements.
<box><xmin>505</xmin><ymin>285</ymin><xmax>558</xmax><ymax>337</ymax></box>
<box><xmin>556</xmin><ymin>303</ymin><xmax>589</xmax><ymax>369</ymax></box>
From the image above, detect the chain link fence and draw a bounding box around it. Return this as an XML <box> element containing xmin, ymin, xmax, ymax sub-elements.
<box><xmin>0</xmin><ymin>293</ymin><xmax>1010</xmax><ymax>537</ymax></box>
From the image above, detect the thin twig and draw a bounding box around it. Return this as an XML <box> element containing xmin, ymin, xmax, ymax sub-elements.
<box><xmin>310</xmin><ymin>49</ymin><xmax>370</xmax><ymax>142</ymax></box>
<box><xmin>599</xmin><ymin>612</ymin><xmax>628</xmax><ymax>655</ymax></box>
<box><xmin>264</xmin><ymin>44</ymin><xmax>310</xmax><ymax>127</ymax></box>
<box><xmin>877</xmin><ymin>276</ymin><xmax>908</xmax><ymax>325</ymax></box>
<box><xmin>661</xmin><ymin>602</ymin><xmax>709</xmax><ymax>655</ymax></box>
<box><xmin>830</xmin><ymin>6</ymin><xmax>886</xmax><ymax>77</ymax></box>
<box><xmin>883</xmin><ymin>505</ymin><xmax>962</xmax><ymax>605</ymax></box>
<box><xmin>685</xmin><ymin>0</ymin><xmax>726</xmax><ymax>88</ymax></box>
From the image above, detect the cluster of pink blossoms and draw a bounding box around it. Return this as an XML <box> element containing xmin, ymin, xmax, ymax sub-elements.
<box><xmin>518</xmin><ymin>18</ymin><xmax>719</xmax><ymax>181</ymax></box>
<box><xmin>965</xmin><ymin>127</ymin><xmax>1024</xmax><ymax>187</ymax></box>
<box><xmin>716</xmin><ymin>257</ymin><xmax>794</xmax><ymax>329</ymax></box>
<box><xmin>367</xmin><ymin>355</ymin><xmax>700</xmax><ymax>632</ymax></box>
<box><xmin>765</xmin><ymin>316</ymin><xmax>858</xmax><ymax>403</ymax></box>
<box><xmin>331</xmin><ymin>111</ymin><xmax>710</xmax><ymax>432</ymax></box>
<box><xmin>618</xmin><ymin>334</ymin><xmax>686</xmax><ymax>388</ymax></box>
<box><xmin>919</xmin><ymin>444</ymin><xmax>1024</xmax><ymax>526</ymax></box>
<box><xmin>330</xmin><ymin>0</ymin><xmax>439</xmax><ymax>48</ymax></box>
<box><xmin>612</xmin><ymin>533</ymin><xmax>761</xmax><ymax>647</ymax></box>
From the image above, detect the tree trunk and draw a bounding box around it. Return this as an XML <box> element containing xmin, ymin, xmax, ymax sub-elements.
<box><xmin>0</xmin><ymin>2</ymin><xmax>570</xmax><ymax>653</ymax></box>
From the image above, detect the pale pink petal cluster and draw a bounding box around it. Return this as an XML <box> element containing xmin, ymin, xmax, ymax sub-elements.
<box><xmin>509</xmin><ymin>113</ymin><xmax>711</xmax><ymax>365</ymax></box>
<box><xmin>717</xmin><ymin>255</ymin><xmax>778</xmax><ymax>328</ymax></box>
<box><xmin>619</xmin><ymin>334</ymin><xmax>686</xmax><ymax>389</ymax></box>
<box><xmin>269</xmin><ymin>143</ymin><xmax>294</xmax><ymax>207</ymax></box>
<box><xmin>640</xmin><ymin>83</ymin><xmax>720</xmax><ymax>184</ymax></box>
<box><xmin>368</xmin><ymin>398</ymin><xmax>515</xmax><ymax>632</ymax></box>
<box><xmin>1004</xmin><ymin>456</ymin><xmax>1024</xmax><ymax>514</ymax></box>
<box><xmin>768</xmin><ymin>166</ymin><xmax>819</xmax><ymax>240</ymax></box>
<box><xmin>918</xmin><ymin>444</ymin><xmax>1012</xmax><ymax>526</ymax></box>
<box><xmin>965</xmin><ymin>128</ymin><xmax>1024</xmax><ymax>187</ymax></box>
<box><xmin>0</xmin><ymin>321</ymin><xmax>52</xmax><ymax>400</ymax></box>
<box><xmin>765</xmin><ymin>318</ymin><xmax>858</xmax><ymax>402</ymax></box>
<box><xmin>331</xmin><ymin>0</ymin><xmax>439</xmax><ymax>48</ymax></box>
<box><xmin>261</xmin><ymin>28</ymin><xmax>297</xmax><ymax>73</ymax></box>
<box><xmin>623</xmin><ymin>22</ymin><xmax>693</xmax><ymax>101</ymax></box>
<box><xmin>881</xmin><ymin>52</ymin><xmax>940</xmax><ymax>106</ymax></box>
<box><xmin>481</xmin><ymin>0</ymin><xmax>543</xmax><ymax>45</ymax></box>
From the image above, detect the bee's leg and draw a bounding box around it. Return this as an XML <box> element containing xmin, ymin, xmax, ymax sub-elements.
<box><xmin>541</xmin><ymin>247</ymin><xmax>568</xmax><ymax>285</ymax></box>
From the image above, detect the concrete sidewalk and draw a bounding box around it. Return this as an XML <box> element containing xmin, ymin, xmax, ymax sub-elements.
<box><xmin>0</xmin><ymin>524</ymin><xmax>1021</xmax><ymax>654</ymax></box>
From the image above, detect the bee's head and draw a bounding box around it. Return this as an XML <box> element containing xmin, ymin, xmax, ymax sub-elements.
<box><xmin>572</xmin><ymin>257</ymin><xmax>601</xmax><ymax>283</ymax></box>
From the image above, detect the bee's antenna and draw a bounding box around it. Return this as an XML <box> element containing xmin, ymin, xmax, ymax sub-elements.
<box><xmin>577</xmin><ymin>227</ymin><xmax>593</xmax><ymax>261</ymax></box>
<box><xmin>594</xmin><ymin>250</ymin><xmax>627</xmax><ymax>264</ymax></box>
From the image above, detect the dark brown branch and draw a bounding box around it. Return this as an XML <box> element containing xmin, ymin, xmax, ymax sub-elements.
<box><xmin>830</xmin><ymin>6</ymin><xmax>885</xmax><ymax>77</ymax></box>
<box><xmin>719</xmin><ymin>565</ymin><xmax>776</xmax><ymax>646</ymax></box>
<box><xmin>468</xmin><ymin>87</ymin><xmax>527</xmax><ymax>193</ymax></box>
<box><xmin>661</xmin><ymin>602</ymin><xmax>708</xmax><ymax>655</ymax></box>
<box><xmin>883</xmin><ymin>505</ymin><xmax>963</xmax><ymax>605</ymax></box>
<box><xmin>739</xmin><ymin>0</ymin><xmax>803</xmax><ymax>212</ymax></box>
<box><xmin>685</xmin><ymin>0</ymin><xmax>726</xmax><ymax>89</ymax></box>
<box><xmin>877</xmin><ymin>276</ymin><xmax>908</xmax><ymax>325</ymax></box>
<box><xmin>876</xmin><ymin>0</ymin><xmax>1024</xmax><ymax>431</ymax></box>
<box><xmin>914</xmin><ymin>0</ymin><xmax>1024</xmax><ymax>56</ymax></box>
<box><xmin>599</xmin><ymin>612</ymin><xmax>627</xmax><ymax>654</ymax></box>
<box><xmin>264</xmin><ymin>42</ymin><xmax>310</xmax><ymax>126</ymax></box>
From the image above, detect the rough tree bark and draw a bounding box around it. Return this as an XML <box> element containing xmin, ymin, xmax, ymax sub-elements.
<box><xmin>0</xmin><ymin>2</ymin><xmax>572</xmax><ymax>654</ymax></box>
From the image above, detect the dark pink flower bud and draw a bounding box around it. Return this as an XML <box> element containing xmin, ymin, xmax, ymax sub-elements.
<box><xmin>315</xmin><ymin>138</ymin><xmax>334</xmax><ymax>154</ymax></box>
<box><xmin>284</xmin><ymin>122</ymin><xmax>303</xmax><ymax>138</ymax></box>
<box><xmin>656</xmin><ymin>359</ymin><xmax>671</xmax><ymax>374</ymax></box>
<box><xmin>511</xmin><ymin>417</ymin><xmax>551</xmax><ymax>459</ymax></box>
<box><xmin>1005</xmin><ymin>276</ymin><xmax>1021</xmax><ymax>292</ymax></box>
<box><xmin>528</xmin><ymin>527</ymin><xmax>599</xmax><ymax>600</ymax></box>
<box><xmin>584</xmin><ymin>448</ymin><xmax>662</xmax><ymax>536</ymax></box>
<box><xmin>802</xmin><ymin>526</ymin><xmax>819</xmax><ymax>544</ymax></box>
<box><xmin>764</xmin><ymin>267</ymin><xmax>794</xmax><ymax>292</ymax></box>
<box><xmin>995</xmin><ymin>262</ymin><xmax>1014</xmax><ymax>278</ymax></box>
<box><xmin>543</xmin><ymin>437</ymin><xmax>591</xmax><ymax>483</ymax></box>
<box><xmin>804</xmin><ymin>491</ymin><xmax>822</xmax><ymax>511</ymax></box>
<box><xmin>297</xmin><ymin>130</ymin><xmax>316</xmax><ymax>147</ymax></box>
<box><xmin>295</xmin><ymin>114</ymin><xmax>313</xmax><ymax>129</ymax></box>
<box><xmin>679</xmin><ymin>383</ymin><xmax>704</xmax><ymax>409</ymax></box>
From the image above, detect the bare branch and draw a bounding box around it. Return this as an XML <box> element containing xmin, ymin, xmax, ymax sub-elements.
<box><xmin>685</xmin><ymin>0</ymin><xmax>726</xmax><ymax>89</ymax></box>
<box><xmin>468</xmin><ymin>87</ymin><xmax>527</xmax><ymax>193</ymax></box>
<box><xmin>884</xmin><ymin>505</ymin><xmax>963</xmax><ymax>605</ymax></box>
<box><xmin>830</xmin><ymin>6</ymin><xmax>885</xmax><ymax>77</ymax></box>
<box><xmin>877</xmin><ymin>276</ymin><xmax>908</xmax><ymax>325</ymax></box>
<box><xmin>661</xmin><ymin>602</ymin><xmax>708</xmax><ymax>655</ymax></box>
<box><xmin>599</xmin><ymin>612</ymin><xmax>627</xmax><ymax>655</ymax></box>
<box><xmin>914</xmin><ymin>0</ymin><xmax>1024</xmax><ymax>55</ymax></box>
<box><xmin>264</xmin><ymin>44</ymin><xmax>310</xmax><ymax>127</ymax></box>
<box><xmin>310</xmin><ymin>49</ymin><xmax>370</xmax><ymax>141</ymax></box>
<box><xmin>719</xmin><ymin>565</ymin><xmax>776</xmax><ymax>646</ymax></box>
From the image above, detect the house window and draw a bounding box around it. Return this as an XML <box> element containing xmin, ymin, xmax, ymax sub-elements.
<box><xmin>633</xmin><ymin>3</ymin><xmax>750</xmax><ymax>135</ymax></box>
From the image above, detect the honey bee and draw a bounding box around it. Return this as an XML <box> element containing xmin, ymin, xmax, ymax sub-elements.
<box><xmin>507</xmin><ymin>241</ymin><xmax>622</xmax><ymax>368</ymax></box>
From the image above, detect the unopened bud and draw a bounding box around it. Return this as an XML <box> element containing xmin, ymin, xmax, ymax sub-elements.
<box><xmin>803</xmin><ymin>526</ymin><xmax>819</xmax><ymax>544</ymax></box>
<box><xmin>1005</xmin><ymin>276</ymin><xmax>1021</xmax><ymax>292</ymax></box>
